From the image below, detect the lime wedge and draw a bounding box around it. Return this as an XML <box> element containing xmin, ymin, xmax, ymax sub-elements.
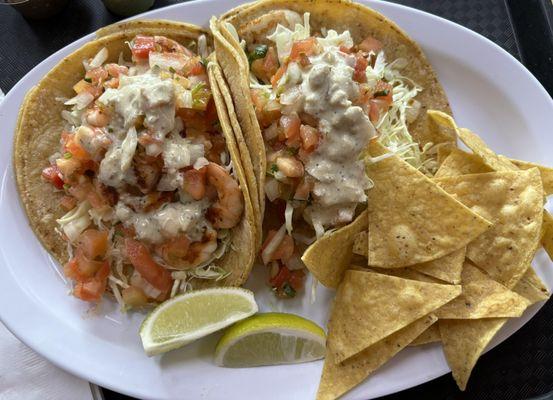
<box><xmin>214</xmin><ymin>313</ymin><xmax>326</xmax><ymax>367</ymax></box>
<box><xmin>139</xmin><ymin>288</ymin><xmax>258</xmax><ymax>356</ymax></box>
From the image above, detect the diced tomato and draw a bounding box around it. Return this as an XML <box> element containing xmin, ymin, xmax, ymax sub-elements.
<box><xmin>184</xmin><ymin>57</ymin><xmax>205</xmax><ymax>76</ymax></box>
<box><xmin>131</xmin><ymin>35</ymin><xmax>156</xmax><ymax>61</ymax></box>
<box><xmin>183</xmin><ymin>167</ymin><xmax>207</xmax><ymax>200</ymax></box>
<box><xmin>104</xmin><ymin>78</ymin><xmax>119</xmax><ymax>89</ymax></box>
<box><xmin>288</xmin><ymin>269</ymin><xmax>305</xmax><ymax>291</ymax></box>
<box><xmin>105</xmin><ymin>63</ymin><xmax>128</xmax><ymax>78</ymax></box>
<box><xmin>299</xmin><ymin>125</ymin><xmax>320</xmax><ymax>152</ymax></box>
<box><xmin>270</xmin><ymin>65</ymin><xmax>286</xmax><ymax>88</ymax></box>
<box><xmin>271</xmin><ymin>234</ymin><xmax>294</xmax><ymax>262</ymax></box>
<box><xmin>280</xmin><ymin>113</ymin><xmax>301</xmax><ymax>146</ymax></box>
<box><xmin>65</xmin><ymin>138</ymin><xmax>90</xmax><ymax>160</ymax></box>
<box><xmin>78</xmin><ymin>229</ymin><xmax>108</xmax><ymax>260</ymax></box>
<box><xmin>41</xmin><ymin>165</ymin><xmax>64</xmax><ymax>189</ymax></box>
<box><xmin>353</xmin><ymin>53</ymin><xmax>368</xmax><ymax>83</ymax></box>
<box><xmin>177</xmin><ymin>108</ymin><xmax>209</xmax><ymax>131</ymax></box>
<box><xmin>125</xmin><ymin>239</ymin><xmax>173</xmax><ymax>293</ymax></box>
<box><xmin>56</xmin><ymin>157</ymin><xmax>81</xmax><ymax>179</ymax></box>
<box><xmin>359</xmin><ymin>36</ymin><xmax>383</xmax><ymax>53</ymax></box>
<box><xmin>64</xmin><ymin>251</ymin><xmax>107</xmax><ymax>282</ymax></box>
<box><xmin>85</xmin><ymin>67</ymin><xmax>108</xmax><ymax>85</ymax></box>
<box><xmin>251</xmin><ymin>46</ymin><xmax>279</xmax><ymax>83</ymax></box>
<box><xmin>122</xmin><ymin>286</ymin><xmax>149</xmax><ymax>307</ymax></box>
<box><xmin>289</xmin><ymin>37</ymin><xmax>320</xmax><ymax>62</ymax></box>
<box><xmin>72</xmin><ymin>80</ymin><xmax>103</xmax><ymax>98</ymax></box>
<box><xmin>73</xmin><ymin>263</ymin><xmax>109</xmax><ymax>302</ymax></box>
<box><xmin>369</xmin><ymin>98</ymin><xmax>391</xmax><ymax>123</ymax></box>
<box><xmin>60</xmin><ymin>195</ymin><xmax>77</xmax><ymax>211</ymax></box>
<box><xmin>269</xmin><ymin>264</ymin><xmax>292</xmax><ymax>288</ymax></box>
<box><xmin>250</xmin><ymin>88</ymin><xmax>281</xmax><ymax>128</ymax></box>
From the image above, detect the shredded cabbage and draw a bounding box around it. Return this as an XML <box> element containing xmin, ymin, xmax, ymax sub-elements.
<box><xmin>267</xmin><ymin>13</ymin><xmax>310</xmax><ymax>63</ymax></box>
<box><xmin>88</xmin><ymin>47</ymin><xmax>108</xmax><ymax>70</ymax></box>
<box><xmin>316</xmin><ymin>30</ymin><xmax>353</xmax><ymax>49</ymax></box>
<box><xmin>56</xmin><ymin>201</ymin><xmax>92</xmax><ymax>242</ymax></box>
<box><xmin>285</xmin><ymin>201</ymin><xmax>294</xmax><ymax>235</ymax></box>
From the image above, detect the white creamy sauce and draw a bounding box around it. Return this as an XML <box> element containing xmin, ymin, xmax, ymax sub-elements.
<box><xmin>291</xmin><ymin>48</ymin><xmax>375</xmax><ymax>227</ymax></box>
<box><xmin>115</xmin><ymin>201</ymin><xmax>211</xmax><ymax>244</ymax></box>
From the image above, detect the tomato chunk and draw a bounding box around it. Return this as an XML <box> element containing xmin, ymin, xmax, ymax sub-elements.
<box><xmin>125</xmin><ymin>238</ymin><xmax>173</xmax><ymax>293</ymax></box>
<box><xmin>280</xmin><ymin>113</ymin><xmax>301</xmax><ymax>146</ymax></box>
<box><xmin>353</xmin><ymin>53</ymin><xmax>368</xmax><ymax>83</ymax></box>
<box><xmin>299</xmin><ymin>125</ymin><xmax>320</xmax><ymax>152</ymax></box>
<box><xmin>78</xmin><ymin>229</ymin><xmax>108</xmax><ymax>260</ymax></box>
<box><xmin>41</xmin><ymin>165</ymin><xmax>64</xmax><ymax>189</ymax></box>
<box><xmin>289</xmin><ymin>37</ymin><xmax>320</xmax><ymax>61</ymax></box>
<box><xmin>131</xmin><ymin>35</ymin><xmax>156</xmax><ymax>60</ymax></box>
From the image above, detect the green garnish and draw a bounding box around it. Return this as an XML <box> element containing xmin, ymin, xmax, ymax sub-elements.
<box><xmin>84</xmin><ymin>77</ymin><xmax>92</xmax><ymax>83</ymax></box>
<box><xmin>63</xmin><ymin>152</ymin><xmax>72</xmax><ymax>159</ymax></box>
<box><xmin>374</xmin><ymin>90</ymin><xmax>389</xmax><ymax>97</ymax></box>
<box><xmin>191</xmin><ymin>82</ymin><xmax>206</xmax><ymax>95</ymax></box>
<box><xmin>108</xmin><ymin>128</ymin><xmax>114</xmax><ymax>133</ymax></box>
<box><xmin>200</xmin><ymin>58</ymin><xmax>208</xmax><ymax>68</ymax></box>
<box><xmin>282</xmin><ymin>283</ymin><xmax>296</xmax><ymax>298</ymax></box>
<box><xmin>169</xmin><ymin>66</ymin><xmax>176</xmax><ymax>73</ymax></box>
<box><xmin>63</xmin><ymin>183</ymin><xmax>70</xmax><ymax>190</ymax></box>
<box><xmin>270</xmin><ymin>164</ymin><xmax>279</xmax><ymax>173</ymax></box>
<box><xmin>248</xmin><ymin>44</ymin><xmax>268</xmax><ymax>64</ymax></box>
<box><xmin>286</xmin><ymin>147</ymin><xmax>299</xmax><ymax>156</ymax></box>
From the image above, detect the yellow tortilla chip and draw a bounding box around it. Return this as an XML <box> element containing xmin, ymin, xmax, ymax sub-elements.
<box><xmin>410</xmin><ymin>247</ymin><xmax>465</xmax><ymax>284</ymax></box>
<box><xmin>409</xmin><ymin>323</ymin><xmax>441</xmax><ymax>346</ymax></box>
<box><xmin>439</xmin><ymin>318</ymin><xmax>506</xmax><ymax>390</ymax></box>
<box><xmin>358</xmin><ymin>231</ymin><xmax>465</xmax><ymax>284</ymax></box>
<box><xmin>317</xmin><ymin>314</ymin><xmax>437</xmax><ymax>400</ymax></box>
<box><xmin>513</xmin><ymin>266</ymin><xmax>550</xmax><ymax>304</ymax></box>
<box><xmin>327</xmin><ymin>270</ymin><xmax>461</xmax><ymax>363</ymax></box>
<box><xmin>353</xmin><ymin>231</ymin><xmax>367</xmax><ymax>257</ymax></box>
<box><xmin>436</xmin><ymin>263</ymin><xmax>530</xmax><ymax>319</ymax></box>
<box><xmin>504</xmin><ymin>157</ymin><xmax>553</xmax><ymax>196</ymax></box>
<box><xmin>541</xmin><ymin>212</ymin><xmax>553</xmax><ymax>261</ymax></box>
<box><xmin>434</xmin><ymin>148</ymin><xmax>492</xmax><ymax>178</ymax></box>
<box><xmin>367</xmin><ymin>266</ymin><xmax>441</xmax><ymax>283</ymax></box>
<box><xmin>437</xmin><ymin>143</ymin><xmax>456</xmax><ymax>166</ymax></box>
<box><xmin>436</xmin><ymin>169</ymin><xmax>543</xmax><ymax>288</ymax></box>
<box><xmin>302</xmin><ymin>211</ymin><xmax>367</xmax><ymax>288</ymax></box>
<box><xmin>366</xmin><ymin>141</ymin><xmax>492</xmax><ymax>268</ymax></box>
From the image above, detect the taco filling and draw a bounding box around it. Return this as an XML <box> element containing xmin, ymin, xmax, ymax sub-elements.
<box><xmin>41</xmin><ymin>35</ymin><xmax>244</xmax><ymax>308</ymax></box>
<box><xmin>232</xmin><ymin>12</ymin><xmax>427</xmax><ymax>297</ymax></box>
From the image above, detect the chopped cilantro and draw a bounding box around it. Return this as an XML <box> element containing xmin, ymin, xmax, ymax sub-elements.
<box><xmin>63</xmin><ymin>152</ymin><xmax>72</xmax><ymax>159</ymax></box>
<box><xmin>282</xmin><ymin>283</ymin><xmax>296</xmax><ymax>298</ymax></box>
<box><xmin>83</xmin><ymin>77</ymin><xmax>92</xmax><ymax>83</ymax></box>
<box><xmin>169</xmin><ymin>66</ymin><xmax>176</xmax><ymax>73</ymax></box>
<box><xmin>270</xmin><ymin>163</ymin><xmax>279</xmax><ymax>173</ymax></box>
<box><xmin>63</xmin><ymin>183</ymin><xmax>70</xmax><ymax>190</ymax></box>
<box><xmin>286</xmin><ymin>147</ymin><xmax>299</xmax><ymax>156</ymax></box>
<box><xmin>200</xmin><ymin>58</ymin><xmax>208</xmax><ymax>68</ymax></box>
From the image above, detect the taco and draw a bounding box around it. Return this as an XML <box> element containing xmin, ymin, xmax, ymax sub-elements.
<box><xmin>212</xmin><ymin>0</ymin><xmax>451</xmax><ymax>296</ymax></box>
<box><xmin>13</xmin><ymin>20</ymin><xmax>257</xmax><ymax>309</ymax></box>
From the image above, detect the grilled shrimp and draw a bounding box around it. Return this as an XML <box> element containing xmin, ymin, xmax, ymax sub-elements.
<box><xmin>205</xmin><ymin>162</ymin><xmax>244</xmax><ymax>229</ymax></box>
<box><xmin>237</xmin><ymin>10</ymin><xmax>302</xmax><ymax>46</ymax></box>
<box><xmin>159</xmin><ymin>228</ymin><xmax>218</xmax><ymax>270</ymax></box>
<box><xmin>133</xmin><ymin>149</ymin><xmax>163</xmax><ymax>194</ymax></box>
<box><xmin>154</xmin><ymin>36</ymin><xmax>194</xmax><ymax>57</ymax></box>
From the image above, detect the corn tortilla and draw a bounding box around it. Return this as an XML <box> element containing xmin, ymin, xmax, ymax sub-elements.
<box><xmin>409</xmin><ymin>323</ymin><xmax>441</xmax><ymax>346</ymax></box>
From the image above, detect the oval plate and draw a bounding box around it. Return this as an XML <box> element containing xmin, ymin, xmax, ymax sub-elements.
<box><xmin>1</xmin><ymin>1</ymin><xmax>552</xmax><ymax>399</ymax></box>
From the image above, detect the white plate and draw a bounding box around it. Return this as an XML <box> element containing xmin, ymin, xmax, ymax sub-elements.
<box><xmin>0</xmin><ymin>1</ymin><xmax>552</xmax><ymax>399</ymax></box>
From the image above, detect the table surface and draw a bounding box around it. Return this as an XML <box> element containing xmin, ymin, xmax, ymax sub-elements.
<box><xmin>1</xmin><ymin>1</ymin><xmax>552</xmax><ymax>399</ymax></box>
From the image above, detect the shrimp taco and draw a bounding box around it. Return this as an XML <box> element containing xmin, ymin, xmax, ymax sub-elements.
<box><xmin>211</xmin><ymin>0</ymin><xmax>452</xmax><ymax>296</ymax></box>
<box><xmin>14</xmin><ymin>20</ymin><xmax>257</xmax><ymax>309</ymax></box>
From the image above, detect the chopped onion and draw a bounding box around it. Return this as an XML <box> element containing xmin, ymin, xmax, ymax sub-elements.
<box><xmin>261</xmin><ymin>224</ymin><xmax>286</xmax><ymax>265</ymax></box>
<box><xmin>280</xmin><ymin>86</ymin><xmax>302</xmax><ymax>105</ymax></box>
<box><xmin>198</xmin><ymin>34</ymin><xmax>208</xmax><ymax>59</ymax></box>
<box><xmin>177</xmin><ymin>89</ymin><xmax>193</xmax><ymax>109</ymax></box>
<box><xmin>263</xmin><ymin>122</ymin><xmax>280</xmax><ymax>141</ymax></box>
<box><xmin>193</xmin><ymin>157</ymin><xmax>209</xmax><ymax>170</ymax></box>
<box><xmin>264</xmin><ymin>177</ymin><xmax>280</xmax><ymax>202</ymax></box>
<box><xmin>285</xmin><ymin>201</ymin><xmax>294</xmax><ymax>235</ymax></box>
<box><xmin>88</xmin><ymin>47</ymin><xmax>108</xmax><ymax>70</ymax></box>
<box><xmin>149</xmin><ymin>52</ymin><xmax>187</xmax><ymax>72</ymax></box>
<box><xmin>64</xmin><ymin>91</ymin><xmax>94</xmax><ymax>110</ymax></box>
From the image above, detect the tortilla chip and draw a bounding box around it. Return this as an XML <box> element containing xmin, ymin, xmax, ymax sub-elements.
<box><xmin>435</xmin><ymin>169</ymin><xmax>543</xmax><ymax>287</ymax></box>
<box><xmin>512</xmin><ymin>266</ymin><xmax>550</xmax><ymax>304</ymax></box>
<box><xmin>352</xmin><ymin>231</ymin><xmax>367</xmax><ymax>257</ymax></box>
<box><xmin>367</xmin><ymin>267</ymin><xmax>441</xmax><ymax>283</ymax></box>
<box><xmin>505</xmin><ymin>158</ymin><xmax>553</xmax><ymax>196</ymax></box>
<box><xmin>366</xmin><ymin>141</ymin><xmax>492</xmax><ymax>268</ymax></box>
<box><xmin>436</xmin><ymin>263</ymin><xmax>530</xmax><ymax>319</ymax></box>
<box><xmin>439</xmin><ymin>318</ymin><xmax>506</xmax><ymax>390</ymax></box>
<box><xmin>302</xmin><ymin>211</ymin><xmax>367</xmax><ymax>288</ymax></box>
<box><xmin>327</xmin><ymin>270</ymin><xmax>461</xmax><ymax>363</ymax></box>
<box><xmin>541</xmin><ymin>211</ymin><xmax>553</xmax><ymax>261</ymax></box>
<box><xmin>410</xmin><ymin>247</ymin><xmax>465</xmax><ymax>284</ymax></box>
<box><xmin>409</xmin><ymin>323</ymin><xmax>441</xmax><ymax>346</ymax></box>
<box><xmin>317</xmin><ymin>314</ymin><xmax>437</xmax><ymax>400</ymax></box>
<box><xmin>437</xmin><ymin>144</ymin><xmax>455</xmax><ymax>166</ymax></box>
<box><xmin>434</xmin><ymin>148</ymin><xmax>492</xmax><ymax>178</ymax></box>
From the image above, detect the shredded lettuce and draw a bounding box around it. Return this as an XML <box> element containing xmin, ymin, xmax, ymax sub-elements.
<box><xmin>316</xmin><ymin>30</ymin><xmax>353</xmax><ymax>49</ymax></box>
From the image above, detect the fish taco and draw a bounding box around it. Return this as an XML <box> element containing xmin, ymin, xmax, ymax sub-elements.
<box><xmin>14</xmin><ymin>20</ymin><xmax>257</xmax><ymax>308</ymax></box>
<box><xmin>212</xmin><ymin>0</ymin><xmax>452</xmax><ymax>296</ymax></box>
